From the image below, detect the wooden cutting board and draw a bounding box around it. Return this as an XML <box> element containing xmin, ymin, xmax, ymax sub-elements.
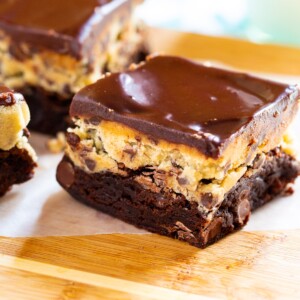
<box><xmin>1</xmin><ymin>28</ymin><xmax>300</xmax><ymax>299</ymax></box>
<box><xmin>0</xmin><ymin>231</ymin><xmax>299</xmax><ymax>299</ymax></box>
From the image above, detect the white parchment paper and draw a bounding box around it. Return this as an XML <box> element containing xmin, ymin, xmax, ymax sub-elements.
<box><xmin>0</xmin><ymin>74</ymin><xmax>299</xmax><ymax>237</ymax></box>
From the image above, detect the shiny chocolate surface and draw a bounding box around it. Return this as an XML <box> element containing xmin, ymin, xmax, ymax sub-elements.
<box><xmin>0</xmin><ymin>0</ymin><xmax>129</xmax><ymax>57</ymax></box>
<box><xmin>71</xmin><ymin>56</ymin><xmax>297</xmax><ymax>157</ymax></box>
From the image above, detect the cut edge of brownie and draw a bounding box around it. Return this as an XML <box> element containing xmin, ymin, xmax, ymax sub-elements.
<box><xmin>57</xmin><ymin>148</ymin><xmax>300</xmax><ymax>248</ymax></box>
<box><xmin>0</xmin><ymin>146</ymin><xmax>37</xmax><ymax>196</ymax></box>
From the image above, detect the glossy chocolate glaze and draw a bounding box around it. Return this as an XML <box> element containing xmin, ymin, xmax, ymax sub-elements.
<box><xmin>0</xmin><ymin>85</ymin><xmax>17</xmax><ymax>106</ymax></box>
<box><xmin>0</xmin><ymin>0</ymin><xmax>131</xmax><ymax>58</ymax></box>
<box><xmin>71</xmin><ymin>56</ymin><xmax>299</xmax><ymax>157</ymax></box>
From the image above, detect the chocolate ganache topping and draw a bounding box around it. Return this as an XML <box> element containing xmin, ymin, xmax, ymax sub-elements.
<box><xmin>71</xmin><ymin>55</ymin><xmax>298</xmax><ymax>157</ymax></box>
<box><xmin>0</xmin><ymin>0</ymin><xmax>130</xmax><ymax>58</ymax></box>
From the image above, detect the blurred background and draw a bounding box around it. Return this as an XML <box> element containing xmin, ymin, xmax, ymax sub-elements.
<box><xmin>137</xmin><ymin>0</ymin><xmax>300</xmax><ymax>47</ymax></box>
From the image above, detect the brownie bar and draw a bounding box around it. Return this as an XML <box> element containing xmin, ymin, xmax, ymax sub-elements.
<box><xmin>0</xmin><ymin>0</ymin><xmax>147</xmax><ymax>134</ymax></box>
<box><xmin>57</xmin><ymin>149</ymin><xmax>299</xmax><ymax>247</ymax></box>
<box><xmin>0</xmin><ymin>146</ymin><xmax>36</xmax><ymax>196</ymax></box>
<box><xmin>57</xmin><ymin>55</ymin><xmax>300</xmax><ymax>247</ymax></box>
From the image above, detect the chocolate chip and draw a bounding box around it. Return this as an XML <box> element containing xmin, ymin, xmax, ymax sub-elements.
<box><xmin>237</xmin><ymin>199</ymin><xmax>251</xmax><ymax>224</ymax></box>
<box><xmin>123</xmin><ymin>146</ymin><xmax>137</xmax><ymax>159</ymax></box>
<box><xmin>175</xmin><ymin>221</ymin><xmax>192</xmax><ymax>232</ymax></box>
<box><xmin>66</xmin><ymin>132</ymin><xmax>80</xmax><ymax>148</ymax></box>
<box><xmin>89</xmin><ymin>116</ymin><xmax>102</xmax><ymax>125</ymax></box>
<box><xmin>174</xmin><ymin>221</ymin><xmax>196</xmax><ymax>242</ymax></box>
<box><xmin>117</xmin><ymin>162</ymin><xmax>126</xmax><ymax>169</ymax></box>
<box><xmin>135</xmin><ymin>136</ymin><xmax>142</xmax><ymax>142</ymax></box>
<box><xmin>239</xmin><ymin>189</ymin><xmax>250</xmax><ymax>201</ymax></box>
<box><xmin>148</xmin><ymin>137</ymin><xmax>158</xmax><ymax>145</ymax></box>
<box><xmin>157</xmin><ymin>169</ymin><xmax>166</xmax><ymax>174</ymax></box>
<box><xmin>273</xmin><ymin>111</ymin><xmax>279</xmax><ymax>118</ymax></box>
<box><xmin>62</xmin><ymin>84</ymin><xmax>72</xmax><ymax>96</ymax></box>
<box><xmin>23</xmin><ymin>128</ymin><xmax>30</xmax><ymax>138</ymax></box>
<box><xmin>85</xmin><ymin>159</ymin><xmax>96</xmax><ymax>171</ymax></box>
<box><xmin>202</xmin><ymin>217</ymin><xmax>223</xmax><ymax>244</ymax></box>
<box><xmin>177</xmin><ymin>177</ymin><xmax>188</xmax><ymax>185</ymax></box>
<box><xmin>253</xmin><ymin>153</ymin><xmax>266</xmax><ymax>170</ymax></box>
<box><xmin>201</xmin><ymin>193</ymin><xmax>217</xmax><ymax>209</ymax></box>
<box><xmin>0</xmin><ymin>92</ymin><xmax>16</xmax><ymax>106</ymax></box>
<box><xmin>57</xmin><ymin>161</ymin><xmax>75</xmax><ymax>188</ymax></box>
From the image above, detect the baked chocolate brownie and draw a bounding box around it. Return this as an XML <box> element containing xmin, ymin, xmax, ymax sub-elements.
<box><xmin>0</xmin><ymin>85</ymin><xmax>37</xmax><ymax>196</ymax></box>
<box><xmin>0</xmin><ymin>0</ymin><xmax>147</xmax><ymax>134</ymax></box>
<box><xmin>57</xmin><ymin>55</ymin><xmax>300</xmax><ymax>247</ymax></box>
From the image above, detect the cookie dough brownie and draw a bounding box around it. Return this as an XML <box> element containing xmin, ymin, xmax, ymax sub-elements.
<box><xmin>0</xmin><ymin>0</ymin><xmax>147</xmax><ymax>134</ymax></box>
<box><xmin>57</xmin><ymin>55</ymin><xmax>300</xmax><ymax>248</ymax></box>
<box><xmin>0</xmin><ymin>85</ymin><xmax>37</xmax><ymax>196</ymax></box>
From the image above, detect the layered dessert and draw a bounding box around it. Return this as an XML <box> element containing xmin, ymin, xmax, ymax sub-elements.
<box><xmin>0</xmin><ymin>85</ymin><xmax>37</xmax><ymax>196</ymax></box>
<box><xmin>57</xmin><ymin>55</ymin><xmax>300</xmax><ymax>248</ymax></box>
<box><xmin>0</xmin><ymin>0</ymin><xmax>146</xmax><ymax>134</ymax></box>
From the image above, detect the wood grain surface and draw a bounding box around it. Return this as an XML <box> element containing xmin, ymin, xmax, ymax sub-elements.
<box><xmin>0</xmin><ymin>231</ymin><xmax>300</xmax><ymax>299</ymax></box>
<box><xmin>1</xmin><ymin>28</ymin><xmax>300</xmax><ymax>299</ymax></box>
<box><xmin>147</xmin><ymin>27</ymin><xmax>300</xmax><ymax>75</ymax></box>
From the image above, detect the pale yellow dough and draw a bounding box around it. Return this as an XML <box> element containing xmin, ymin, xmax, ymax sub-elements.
<box><xmin>0</xmin><ymin>93</ymin><xmax>29</xmax><ymax>150</ymax></box>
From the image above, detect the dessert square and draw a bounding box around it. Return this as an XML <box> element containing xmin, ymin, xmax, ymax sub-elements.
<box><xmin>0</xmin><ymin>85</ymin><xmax>36</xmax><ymax>196</ymax></box>
<box><xmin>57</xmin><ymin>55</ymin><xmax>300</xmax><ymax>247</ymax></box>
<box><xmin>0</xmin><ymin>0</ymin><xmax>146</xmax><ymax>134</ymax></box>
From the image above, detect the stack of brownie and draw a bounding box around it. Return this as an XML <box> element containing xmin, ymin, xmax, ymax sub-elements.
<box><xmin>0</xmin><ymin>0</ymin><xmax>146</xmax><ymax>134</ymax></box>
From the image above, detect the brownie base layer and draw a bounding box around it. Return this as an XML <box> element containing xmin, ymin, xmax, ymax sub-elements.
<box><xmin>17</xmin><ymin>49</ymin><xmax>149</xmax><ymax>136</ymax></box>
<box><xmin>57</xmin><ymin>149</ymin><xmax>300</xmax><ymax>248</ymax></box>
<box><xmin>0</xmin><ymin>146</ymin><xmax>36</xmax><ymax>196</ymax></box>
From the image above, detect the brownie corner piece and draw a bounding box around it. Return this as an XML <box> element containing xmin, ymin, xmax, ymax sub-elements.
<box><xmin>0</xmin><ymin>85</ymin><xmax>37</xmax><ymax>196</ymax></box>
<box><xmin>57</xmin><ymin>55</ymin><xmax>300</xmax><ymax>247</ymax></box>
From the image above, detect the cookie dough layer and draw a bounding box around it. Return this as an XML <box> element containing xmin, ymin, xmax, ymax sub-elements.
<box><xmin>57</xmin><ymin>149</ymin><xmax>300</xmax><ymax>248</ymax></box>
<box><xmin>0</xmin><ymin>91</ymin><xmax>30</xmax><ymax>150</ymax></box>
<box><xmin>65</xmin><ymin>118</ymin><xmax>295</xmax><ymax>215</ymax></box>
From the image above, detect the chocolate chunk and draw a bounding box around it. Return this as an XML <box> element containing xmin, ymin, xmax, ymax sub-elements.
<box><xmin>85</xmin><ymin>158</ymin><xmax>96</xmax><ymax>171</ymax></box>
<box><xmin>253</xmin><ymin>153</ymin><xmax>266</xmax><ymax>170</ymax></box>
<box><xmin>89</xmin><ymin>116</ymin><xmax>102</xmax><ymax>126</ymax></box>
<box><xmin>201</xmin><ymin>193</ymin><xmax>217</xmax><ymax>209</ymax></box>
<box><xmin>202</xmin><ymin>217</ymin><xmax>223</xmax><ymax>244</ymax></box>
<box><xmin>56</xmin><ymin>161</ymin><xmax>75</xmax><ymax>188</ymax></box>
<box><xmin>0</xmin><ymin>86</ymin><xmax>16</xmax><ymax>106</ymax></box>
<box><xmin>66</xmin><ymin>132</ymin><xmax>80</xmax><ymax>148</ymax></box>
<box><xmin>237</xmin><ymin>199</ymin><xmax>251</xmax><ymax>224</ymax></box>
<box><xmin>123</xmin><ymin>146</ymin><xmax>137</xmax><ymax>159</ymax></box>
<box><xmin>177</xmin><ymin>177</ymin><xmax>188</xmax><ymax>186</ymax></box>
<box><xmin>23</xmin><ymin>128</ymin><xmax>30</xmax><ymax>138</ymax></box>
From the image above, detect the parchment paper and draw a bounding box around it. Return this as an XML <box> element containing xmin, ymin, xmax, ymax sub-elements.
<box><xmin>0</xmin><ymin>73</ymin><xmax>299</xmax><ymax>237</ymax></box>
